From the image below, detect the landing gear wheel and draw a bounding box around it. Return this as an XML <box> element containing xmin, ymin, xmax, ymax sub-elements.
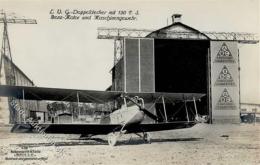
<box><xmin>108</xmin><ymin>133</ymin><xmax>117</xmax><ymax>146</ymax></box>
<box><xmin>143</xmin><ymin>132</ymin><xmax>151</xmax><ymax>144</ymax></box>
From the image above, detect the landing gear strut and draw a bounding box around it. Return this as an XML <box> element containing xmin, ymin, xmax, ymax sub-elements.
<box><xmin>135</xmin><ymin>132</ymin><xmax>152</xmax><ymax>144</ymax></box>
<box><xmin>108</xmin><ymin>132</ymin><xmax>118</xmax><ymax>146</ymax></box>
<box><xmin>143</xmin><ymin>132</ymin><xmax>151</xmax><ymax>143</ymax></box>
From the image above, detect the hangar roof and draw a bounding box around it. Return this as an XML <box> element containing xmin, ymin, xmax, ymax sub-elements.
<box><xmin>146</xmin><ymin>22</ymin><xmax>209</xmax><ymax>40</ymax></box>
<box><xmin>2</xmin><ymin>55</ymin><xmax>34</xmax><ymax>85</ymax></box>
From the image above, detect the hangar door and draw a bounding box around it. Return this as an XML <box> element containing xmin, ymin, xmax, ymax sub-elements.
<box><xmin>122</xmin><ymin>38</ymin><xmax>210</xmax><ymax>122</ymax></box>
<box><xmin>124</xmin><ymin>38</ymin><xmax>155</xmax><ymax>93</ymax></box>
<box><xmin>210</xmin><ymin>41</ymin><xmax>240</xmax><ymax>123</ymax></box>
<box><xmin>154</xmin><ymin>39</ymin><xmax>210</xmax><ymax>120</ymax></box>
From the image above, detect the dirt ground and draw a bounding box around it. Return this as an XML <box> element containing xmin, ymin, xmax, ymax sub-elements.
<box><xmin>0</xmin><ymin>123</ymin><xmax>259</xmax><ymax>165</ymax></box>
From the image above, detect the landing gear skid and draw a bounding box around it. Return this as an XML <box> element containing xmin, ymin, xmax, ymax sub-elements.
<box><xmin>107</xmin><ymin>132</ymin><xmax>151</xmax><ymax>147</ymax></box>
<box><xmin>79</xmin><ymin>134</ymin><xmax>93</xmax><ymax>140</ymax></box>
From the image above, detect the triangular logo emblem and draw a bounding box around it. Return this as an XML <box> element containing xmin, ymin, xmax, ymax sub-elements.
<box><xmin>214</xmin><ymin>43</ymin><xmax>235</xmax><ymax>63</ymax></box>
<box><xmin>214</xmin><ymin>65</ymin><xmax>236</xmax><ymax>86</ymax></box>
<box><xmin>215</xmin><ymin>88</ymin><xmax>236</xmax><ymax>110</ymax></box>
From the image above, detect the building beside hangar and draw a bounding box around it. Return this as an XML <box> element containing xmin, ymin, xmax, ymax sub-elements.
<box><xmin>0</xmin><ymin>55</ymin><xmax>48</xmax><ymax>124</ymax></box>
<box><xmin>240</xmin><ymin>103</ymin><xmax>260</xmax><ymax>123</ymax></box>
<box><xmin>240</xmin><ymin>103</ymin><xmax>260</xmax><ymax>113</ymax></box>
<box><xmin>0</xmin><ymin>14</ymin><xmax>47</xmax><ymax>125</ymax></box>
<box><xmin>105</xmin><ymin>14</ymin><xmax>258</xmax><ymax>124</ymax></box>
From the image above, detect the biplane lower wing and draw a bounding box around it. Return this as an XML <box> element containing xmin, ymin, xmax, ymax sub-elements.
<box><xmin>126</xmin><ymin>121</ymin><xmax>196</xmax><ymax>133</ymax></box>
<box><xmin>11</xmin><ymin>121</ymin><xmax>196</xmax><ymax>134</ymax></box>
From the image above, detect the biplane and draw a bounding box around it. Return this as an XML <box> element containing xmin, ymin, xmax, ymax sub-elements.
<box><xmin>0</xmin><ymin>85</ymin><xmax>205</xmax><ymax>146</ymax></box>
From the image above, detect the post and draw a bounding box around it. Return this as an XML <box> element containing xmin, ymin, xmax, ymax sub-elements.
<box><xmin>253</xmin><ymin>108</ymin><xmax>256</xmax><ymax>126</ymax></box>
<box><xmin>193</xmin><ymin>97</ymin><xmax>199</xmax><ymax>119</ymax></box>
<box><xmin>77</xmin><ymin>92</ymin><xmax>80</xmax><ymax>120</ymax></box>
<box><xmin>114</xmin><ymin>39</ymin><xmax>116</xmax><ymax>66</ymax></box>
<box><xmin>162</xmin><ymin>96</ymin><xmax>168</xmax><ymax>122</ymax></box>
<box><xmin>184</xmin><ymin>101</ymin><xmax>189</xmax><ymax>122</ymax></box>
<box><xmin>123</xmin><ymin>97</ymin><xmax>128</xmax><ymax>109</ymax></box>
<box><xmin>238</xmin><ymin>49</ymin><xmax>241</xmax><ymax>119</ymax></box>
<box><xmin>207</xmin><ymin>48</ymin><xmax>212</xmax><ymax>124</ymax></box>
<box><xmin>22</xmin><ymin>89</ymin><xmax>26</xmax><ymax>123</ymax></box>
<box><xmin>71</xmin><ymin>103</ymin><xmax>74</xmax><ymax>123</ymax></box>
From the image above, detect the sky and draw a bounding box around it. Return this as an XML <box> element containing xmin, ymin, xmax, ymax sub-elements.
<box><xmin>0</xmin><ymin>0</ymin><xmax>259</xmax><ymax>103</ymax></box>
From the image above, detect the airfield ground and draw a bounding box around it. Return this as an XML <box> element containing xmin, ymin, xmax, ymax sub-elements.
<box><xmin>0</xmin><ymin>123</ymin><xmax>259</xmax><ymax>165</ymax></box>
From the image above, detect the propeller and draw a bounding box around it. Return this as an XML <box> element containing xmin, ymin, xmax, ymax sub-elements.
<box><xmin>140</xmin><ymin>108</ymin><xmax>159</xmax><ymax>122</ymax></box>
<box><xmin>124</xmin><ymin>95</ymin><xmax>159</xmax><ymax>122</ymax></box>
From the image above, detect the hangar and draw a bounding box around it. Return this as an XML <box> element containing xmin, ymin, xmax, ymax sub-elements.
<box><xmin>0</xmin><ymin>54</ymin><xmax>48</xmax><ymax>125</ymax></box>
<box><xmin>102</xmin><ymin>14</ymin><xmax>259</xmax><ymax>124</ymax></box>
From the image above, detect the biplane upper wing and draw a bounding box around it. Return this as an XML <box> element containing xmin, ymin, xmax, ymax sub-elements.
<box><xmin>0</xmin><ymin>85</ymin><xmax>205</xmax><ymax>103</ymax></box>
<box><xmin>0</xmin><ymin>85</ymin><xmax>122</xmax><ymax>103</ymax></box>
<box><xmin>125</xmin><ymin>92</ymin><xmax>205</xmax><ymax>102</ymax></box>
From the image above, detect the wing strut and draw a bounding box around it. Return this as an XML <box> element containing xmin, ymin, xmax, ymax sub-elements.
<box><xmin>184</xmin><ymin>101</ymin><xmax>190</xmax><ymax>122</ymax></box>
<box><xmin>162</xmin><ymin>96</ymin><xmax>168</xmax><ymax>123</ymax></box>
<box><xmin>77</xmin><ymin>92</ymin><xmax>80</xmax><ymax>121</ymax></box>
<box><xmin>22</xmin><ymin>89</ymin><xmax>25</xmax><ymax>123</ymax></box>
<box><xmin>193</xmin><ymin>97</ymin><xmax>199</xmax><ymax>119</ymax></box>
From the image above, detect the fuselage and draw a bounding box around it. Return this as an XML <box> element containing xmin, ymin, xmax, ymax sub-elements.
<box><xmin>110</xmin><ymin>105</ymin><xmax>145</xmax><ymax>126</ymax></box>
